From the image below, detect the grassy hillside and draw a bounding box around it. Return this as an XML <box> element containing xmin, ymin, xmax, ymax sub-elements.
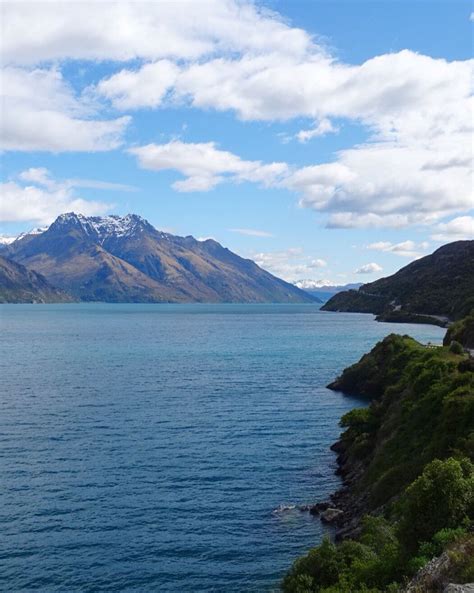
<box><xmin>282</xmin><ymin>330</ymin><xmax>474</xmax><ymax>593</ymax></box>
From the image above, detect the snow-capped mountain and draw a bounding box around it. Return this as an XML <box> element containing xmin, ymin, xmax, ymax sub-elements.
<box><xmin>0</xmin><ymin>226</ymin><xmax>48</xmax><ymax>245</ymax></box>
<box><xmin>49</xmin><ymin>213</ymin><xmax>169</xmax><ymax>243</ymax></box>
<box><xmin>294</xmin><ymin>279</ymin><xmax>363</xmax><ymax>293</ymax></box>
<box><xmin>0</xmin><ymin>236</ymin><xmax>17</xmax><ymax>245</ymax></box>
<box><xmin>2</xmin><ymin>212</ymin><xmax>317</xmax><ymax>304</ymax></box>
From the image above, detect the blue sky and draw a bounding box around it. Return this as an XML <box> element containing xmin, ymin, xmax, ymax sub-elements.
<box><xmin>1</xmin><ymin>0</ymin><xmax>472</xmax><ymax>285</ymax></box>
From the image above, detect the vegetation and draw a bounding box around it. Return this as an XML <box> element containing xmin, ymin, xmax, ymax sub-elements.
<box><xmin>444</xmin><ymin>311</ymin><xmax>474</xmax><ymax>350</ymax></box>
<box><xmin>322</xmin><ymin>240</ymin><xmax>474</xmax><ymax>321</ymax></box>
<box><xmin>282</xmin><ymin>328</ymin><xmax>474</xmax><ymax>593</ymax></box>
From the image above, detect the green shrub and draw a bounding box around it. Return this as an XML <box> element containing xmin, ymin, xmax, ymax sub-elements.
<box><xmin>398</xmin><ymin>457</ymin><xmax>474</xmax><ymax>552</ymax></box>
<box><xmin>449</xmin><ymin>340</ymin><xmax>464</xmax><ymax>355</ymax></box>
<box><xmin>418</xmin><ymin>527</ymin><xmax>467</xmax><ymax>559</ymax></box>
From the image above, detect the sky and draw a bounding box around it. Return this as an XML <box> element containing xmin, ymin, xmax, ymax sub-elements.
<box><xmin>0</xmin><ymin>0</ymin><xmax>472</xmax><ymax>285</ymax></box>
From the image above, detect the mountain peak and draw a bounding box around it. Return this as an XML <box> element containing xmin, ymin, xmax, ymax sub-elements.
<box><xmin>48</xmin><ymin>212</ymin><xmax>158</xmax><ymax>242</ymax></box>
<box><xmin>4</xmin><ymin>211</ymin><xmax>317</xmax><ymax>304</ymax></box>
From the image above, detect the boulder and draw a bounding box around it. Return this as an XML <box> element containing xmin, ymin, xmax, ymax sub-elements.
<box><xmin>309</xmin><ymin>502</ymin><xmax>330</xmax><ymax>516</ymax></box>
<box><xmin>320</xmin><ymin>508</ymin><xmax>344</xmax><ymax>523</ymax></box>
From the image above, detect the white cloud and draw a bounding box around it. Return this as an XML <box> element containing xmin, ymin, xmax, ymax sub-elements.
<box><xmin>355</xmin><ymin>262</ymin><xmax>383</xmax><ymax>274</ymax></box>
<box><xmin>431</xmin><ymin>216</ymin><xmax>474</xmax><ymax>241</ymax></box>
<box><xmin>296</xmin><ymin>119</ymin><xmax>339</xmax><ymax>142</ymax></box>
<box><xmin>17</xmin><ymin>167</ymin><xmax>137</xmax><ymax>192</ymax></box>
<box><xmin>366</xmin><ymin>240</ymin><xmax>430</xmax><ymax>258</ymax></box>
<box><xmin>19</xmin><ymin>167</ymin><xmax>53</xmax><ymax>187</ymax></box>
<box><xmin>128</xmin><ymin>137</ymin><xmax>472</xmax><ymax>232</ymax></box>
<box><xmin>1</xmin><ymin>67</ymin><xmax>130</xmax><ymax>152</ymax></box>
<box><xmin>0</xmin><ymin>181</ymin><xmax>110</xmax><ymax>225</ymax></box>
<box><xmin>1</xmin><ymin>1</ymin><xmax>472</xmax><ymax>229</ymax></box>
<box><xmin>97</xmin><ymin>61</ymin><xmax>179</xmax><ymax>109</ymax></box>
<box><xmin>128</xmin><ymin>141</ymin><xmax>288</xmax><ymax>191</ymax></box>
<box><xmin>228</xmin><ymin>228</ymin><xmax>274</xmax><ymax>237</ymax></box>
<box><xmin>1</xmin><ymin>1</ymin><xmax>312</xmax><ymax>65</ymax></box>
<box><xmin>286</xmin><ymin>139</ymin><xmax>472</xmax><ymax>228</ymax></box>
<box><xmin>0</xmin><ymin>168</ymin><xmax>134</xmax><ymax>224</ymax></box>
<box><xmin>94</xmin><ymin>29</ymin><xmax>472</xmax><ymax>229</ymax></box>
<box><xmin>252</xmin><ymin>248</ymin><xmax>327</xmax><ymax>281</ymax></box>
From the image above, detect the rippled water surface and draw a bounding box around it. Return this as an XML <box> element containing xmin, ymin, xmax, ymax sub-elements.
<box><xmin>0</xmin><ymin>304</ymin><xmax>445</xmax><ymax>592</ymax></box>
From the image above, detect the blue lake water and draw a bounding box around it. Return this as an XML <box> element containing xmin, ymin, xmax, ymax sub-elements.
<box><xmin>0</xmin><ymin>304</ymin><xmax>445</xmax><ymax>592</ymax></box>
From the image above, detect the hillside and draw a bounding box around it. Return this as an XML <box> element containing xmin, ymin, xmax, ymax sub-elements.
<box><xmin>2</xmin><ymin>213</ymin><xmax>316</xmax><ymax>304</ymax></box>
<box><xmin>0</xmin><ymin>255</ymin><xmax>73</xmax><ymax>303</ymax></box>
<box><xmin>282</xmin><ymin>331</ymin><xmax>474</xmax><ymax>593</ymax></box>
<box><xmin>322</xmin><ymin>241</ymin><xmax>474</xmax><ymax>322</ymax></box>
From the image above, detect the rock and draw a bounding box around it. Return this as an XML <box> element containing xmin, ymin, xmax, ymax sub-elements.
<box><xmin>309</xmin><ymin>502</ymin><xmax>330</xmax><ymax>516</ymax></box>
<box><xmin>320</xmin><ymin>508</ymin><xmax>344</xmax><ymax>523</ymax></box>
<box><xmin>444</xmin><ymin>585</ymin><xmax>474</xmax><ymax>593</ymax></box>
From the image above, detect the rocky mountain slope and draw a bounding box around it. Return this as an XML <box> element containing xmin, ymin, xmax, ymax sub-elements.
<box><xmin>1</xmin><ymin>213</ymin><xmax>316</xmax><ymax>303</ymax></box>
<box><xmin>0</xmin><ymin>255</ymin><xmax>73</xmax><ymax>303</ymax></box>
<box><xmin>322</xmin><ymin>241</ymin><xmax>474</xmax><ymax>322</ymax></box>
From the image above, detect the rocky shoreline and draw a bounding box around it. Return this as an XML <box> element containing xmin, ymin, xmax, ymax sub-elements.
<box><xmin>304</xmin><ymin>433</ymin><xmax>368</xmax><ymax>539</ymax></box>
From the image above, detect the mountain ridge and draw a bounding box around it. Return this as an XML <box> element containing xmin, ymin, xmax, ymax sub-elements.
<box><xmin>0</xmin><ymin>255</ymin><xmax>73</xmax><ymax>303</ymax></box>
<box><xmin>1</xmin><ymin>213</ymin><xmax>318</xmax><ymax>304</ymax></box>
<box><xmin>321</xmin><ymin>241</ymin><xmax>474</xmax><ymax>322</ymax></box>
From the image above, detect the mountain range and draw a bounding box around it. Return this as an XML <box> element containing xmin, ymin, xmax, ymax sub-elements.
<box><xmin>294</xmin><ymin>279</ymin><xmax>363</xmax><ymax>302</ymax></box>
<box><xmin>0</xmin><ymin>213</ymin><xmax>317</xmax><ymax>304</ymax></box>
<box><xmin>322</xmin><ymin>240</ymin><xmax>474</xmax><ymax>322</ymax></box>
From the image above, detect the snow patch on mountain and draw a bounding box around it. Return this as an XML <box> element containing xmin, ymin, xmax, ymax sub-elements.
<box><xmin>294</xmin><ymin>279</ymin><xmax>364</xmax><ymax>293</ymax></box>
<box><xmin>53</xmin><ymin>213</ymin><xmax>171</xmax><ymax>243</ymax></box>
<box><xmin>294</xmin><ymin>279</ymin><xmax>335</xmax><ymax>290</ymax></box>
<box><xmin>0</xmin><ymin>235</ymin><xmax>17</xmax><ymax>245</ymax></box>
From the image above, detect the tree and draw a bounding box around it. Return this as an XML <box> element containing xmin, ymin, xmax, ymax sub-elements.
<box><xmin>398</xmin><ymin>457</ymin><xmax>473</xmax><ymax>551</ymax></box>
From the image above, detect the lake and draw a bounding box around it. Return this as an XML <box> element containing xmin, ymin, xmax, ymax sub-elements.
<box><xmin>0</xmin><ymin>304</ymin><xmax>445</xmax><ymax>592</ymax></box>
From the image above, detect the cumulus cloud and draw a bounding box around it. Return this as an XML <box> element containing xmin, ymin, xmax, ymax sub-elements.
<box><xmin>93</xmin><ymin>25</ymin><xmax>472</xmax><ymax>229</ymax></box>
<box><xmin>128</xmin><ymin>141</ymin><xmax>288</xmax><ymax>191</ymax></box>
<box><xmin>97</xmin><ymin>61</ymin><xmax>179</xmax><ymax>110</ymax></box>
<box><xmin>431</xmin><ymin>216</ymin><xmax>474</xmax><ymax>241</ymax></box>
<box><xmin>252</xmin><ymin>248</ymin><xmax>327</xmax><ymax>281</ymax></box>
<box><xmin>366</xmin><ymin>240</ymin><xmax>430</xmax><ymax>258</ymax></box>
<box><xmin>296</xmin><ymin>118</ymin><xmax>339</xmax><ymax>143</ymax></box>
<box><xmin>1</xmin><ymin>1</ymin><xmax>312</xmax><ymax>66</ymax></box>
<box><xmin>355</xmin><ymin>262</ymin><xmax>383</xmax><ymax>274</ymax></box>
<box><xmin>228</xmin><ymin>228</ymin><xmax>274</xmax><ymax>237</ymax></box>
<box><xmin>128</xmin><ymin>137</ymin><xmax>472</xmax><ymax>232</ymax></box>
<box><xmin>286</xmin><ymin>139</ymin><xmax>472</xmax><ymax>227</ymax></box>
<box><xmin>0</xmin><ymin>181</ymin><xmax>110</xmax><ymax>225</ymax></box>
<box><xmin>1</xmin><ymin>67</ymin><xmax>130</xmax><ymax>152</ymax></box>
<box><xmin>1</xmin><ymin>1</ymin><xmax>472</xmax><ymax>230</ymax></box>
<box><xmin>0</xmin><ymin>168</ymin><xmax>135</xmax><ymax>224</ymax></box>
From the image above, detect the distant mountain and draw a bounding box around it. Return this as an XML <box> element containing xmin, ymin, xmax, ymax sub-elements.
<box><xmin>322</xmin><ymin>241</ymin><xmax>474</xmax><ymax>322</ymax></box>
<box><xmin>0</xmin><ymin>255</ymin><xmax>73</xmax><ymax>303</ymax></box>
<box><xmin>294</xmin><ymin>280</ymin><xmax>362</xmax><ymax>302</ymax></box>
<box><xmin>2</xmin><ymin>213</ymin><xmax>316</xmax><ymax>304</ymax></box>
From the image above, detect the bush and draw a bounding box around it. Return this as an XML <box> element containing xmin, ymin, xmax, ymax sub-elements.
<box><xmin>281</xmin><ymin>517</ymin><xmax>401</xmax><ymax>593</ymax></box>
<box><xmin>449</xmin><ymin>340</ymin><xmax>464</xmax><ymax>355</ymax></box>
<box><xmin>417</xmin><ymin>527</ymin><xmax>467</xmax><ymax>559</ymax></box>
<box><xmin>398</xmin><ymin>457</ymin><xmax>474</xmax><ymax>552</ymax></box>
